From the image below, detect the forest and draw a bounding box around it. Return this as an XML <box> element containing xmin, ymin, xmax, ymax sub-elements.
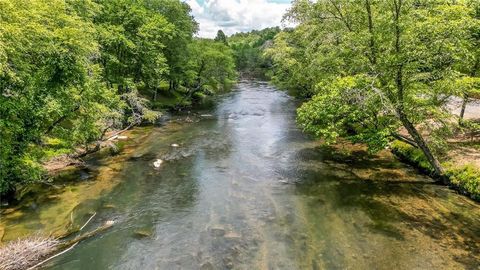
<box><xmin>1</xmin><ymin>0</ymin><xmax>480</xmax><ymax>269</ymax></box>
<box><xmin>0</xmin><ymin>0</ymin><xmax>236</xmax><ymax>197</ymax></box>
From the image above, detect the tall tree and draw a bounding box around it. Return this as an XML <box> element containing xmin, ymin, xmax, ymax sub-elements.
<box><xmin>145</xmin><ymin>0</ymin><xmax>198</xmax><ymax>90</ymax></box>
<box><xmin>271</xmin><ymin>0</ymin><xmax>478</xmax><ymax>179</ymax></box>
<box><xmin>214</xmin><ymin>30</ymin><xmax>228</xmax><ymax>45</ymax></box>
<box><xmin>458</xmin><ymin>1</ymin><xmax>480</xmax><ymax>124</ymax></box>
<box><xmin>186</xmin><ymin>39</ymin><xmax>236</xmax><ymax>96</ymax></box>
<box><xmin>0</xmin><ymin>0</ymin><xmax>121</xmax><ymax>193</ymax></box>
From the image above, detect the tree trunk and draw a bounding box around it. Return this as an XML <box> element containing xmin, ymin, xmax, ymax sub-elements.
<box><xmin>397</xmin><ymin>110</ymin><xmax>446</xmax><ymax>181</ymax></box>
<box><xmin>365</xmin><ymin>0</ymin><xmax>377</xmax><ymax>66</ymax></box>
<box><xmin>44</xmin><ymin>105</ymin><xmax>80</xmax><ymax>135</ymax></box>
<box><xmin>391</xmin><ymin>0</ymin><xmax>445</xmax><ymax>182</ymax></box>
<box><xmin>459</xmin><ymin>94</ymin><xmax>468</xmax><ymax>124</ymax></box>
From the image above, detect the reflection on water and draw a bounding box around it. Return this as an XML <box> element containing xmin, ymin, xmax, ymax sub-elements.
<box><xmin>11</xmin><ymin>81</ymin><xmax>480</xmax><ymax>269</ymax></box>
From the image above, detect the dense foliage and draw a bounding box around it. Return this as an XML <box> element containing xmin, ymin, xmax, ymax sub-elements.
<box><xmin>268</xmin><ymin>0</ymin><xmax>480</xmax><ymax>180</ymax></box>
<box><xmin>229</xmin><ymin>27</ymin><xmax>281</xmax><ymax>77</ymax></box>
<box><xmin>0</xmin><ymin>0</ymin><xmax>236</xmax><ymax>196</ymax></box>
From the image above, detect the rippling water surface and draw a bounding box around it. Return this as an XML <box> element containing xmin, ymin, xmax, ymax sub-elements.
<box><xmin>43</xmin><ymin>81</ymin><xmax>479</xmax><ymax>269</ymax></box>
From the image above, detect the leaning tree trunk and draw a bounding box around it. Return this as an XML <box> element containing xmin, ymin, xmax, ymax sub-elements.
<box><xmin>398</xmin><ymin>111</ymin><xmax>446</xmax><ymax>182</ymax></box>
<box><xmin>390</xmin><ymin>0</ymin><xmax>445</xmax><ymax>183</ymax></box>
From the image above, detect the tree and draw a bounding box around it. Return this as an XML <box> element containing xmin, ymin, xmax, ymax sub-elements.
<box><xmin>229</xmin><ymin>27</ymin><xmax>281</xmax><ymax>77</ymax></box>
<box><xmin>94</xmin><ymin>0</ymin><xmax>169</xmax><ymax>124</ymax></box>
<box><xmin>145</xmin><ymin>0</ymin><xmax>198</xmax><ymax>90</ymax></box>
<box><xmin>0</xmin><ymin>0</ymin><xmax>121</xmax><ymax>194</ymax></box>
<box><xmin>458</xmin><ymin>1</ymin><xmax>480</xmax><ymax>124</ymax></box>
<box><xmin>272</xmin><ymin>0</ymin><xmax>479</xmax><ymax>179</ymax></box>
<box><xmin>185</xmin><ymin>39</ymin><xmax>236</xmax><ymax>97</ymax></box>
<box><xmin>214</xmin><ymin>30</ymin><xmax>228</xmax><ymax>45</ymax></box>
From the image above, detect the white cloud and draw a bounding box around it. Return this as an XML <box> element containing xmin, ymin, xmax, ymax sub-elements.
<box><xmin>186</xmin><ymin>0</ymin><xmax>291</xmax><ymax>38</ymax></box>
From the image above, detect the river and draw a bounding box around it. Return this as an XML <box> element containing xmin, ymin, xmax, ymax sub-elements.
<box><xmin>5</xmin><ymin>80</ymin><xmax>480</xmax><ymax>269</ymax></box>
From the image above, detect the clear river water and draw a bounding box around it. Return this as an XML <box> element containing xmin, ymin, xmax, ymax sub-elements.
<box><xmin>3</xmin><ymin>80</ymin><xmax>479</xmax><ymax>269</ymax></box>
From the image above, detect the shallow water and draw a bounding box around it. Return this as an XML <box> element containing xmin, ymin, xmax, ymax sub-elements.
<box><xmin>16</xmin><ymin>81</ymin><xmax>480</xmax><ymax>269</ymax></box>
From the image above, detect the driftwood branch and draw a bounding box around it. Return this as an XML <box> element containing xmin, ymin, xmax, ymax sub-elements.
<box><xmin>71</xmin><ymin>123</ymin><xmax>135</xmax><ymax>159</ymax></box>
<box><xmin>58</xmin><ymin>221</ymin><xmax>114</xmax><ymax>250</ymax></box>
<box><xmin>0</xmin><ymin>221</ymin><xmax>114</xmax><ymax>270</ymax></box>
<box><xmin>26</xmin><ymin>242</ymin><xmax>79</xmax><ymax>270</ymax></box>
<box><xmin>79</xmin><ymin>212</ymin><xmax>96</xmax><ymax>231</ymax></box>
<box><xmin>106</xmin><ymin>123</ymin><xmax>135</xmax><ymax>141</ymax></box>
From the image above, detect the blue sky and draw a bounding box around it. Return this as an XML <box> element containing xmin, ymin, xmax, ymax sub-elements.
<box><xmin>185</xmin><ymin>0</ymin><xmax>292</xmax><ymax>38</ymax></box>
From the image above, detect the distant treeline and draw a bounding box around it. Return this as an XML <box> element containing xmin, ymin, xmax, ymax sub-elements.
<box><xmin>228</xmin><ymin>27</ymin><xmax>281</xmax><ymax>78</ymax></box>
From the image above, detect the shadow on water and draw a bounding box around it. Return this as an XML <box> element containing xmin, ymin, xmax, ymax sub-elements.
<box><xmin>291</xmin><ymin>144</ymin><xmax>480</xmax><ymax>269</ymax></box>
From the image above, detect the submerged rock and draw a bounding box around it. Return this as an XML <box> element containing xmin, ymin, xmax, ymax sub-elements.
<box><xmin>133</xmin><ymin>230</ymin><xmax>152</xmax><ymax>239</ymax></box>
<box><xmin>209</xmin><ymin>226</ymin><xmax>226</xmax><ymax>237</ymax></box>
<box><xmin>200</xmin><ymin>261</ymin><xmax>215</xmax><ymax>270</ymax></box>
<box><xmin>224</xmin><ymin>231</ymin><xmax>241</xmax><ymax>240</ymax></box>
<box><xmin>102</xmin><ymin>204</ymin><xmax>116</xmax><ymax>209</ymax></box>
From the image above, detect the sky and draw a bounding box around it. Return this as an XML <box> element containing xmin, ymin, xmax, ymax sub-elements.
<box><xmin>185</xmin><ymin>0</ymin><xmax>292</xmax><ymax>38</ymax></box>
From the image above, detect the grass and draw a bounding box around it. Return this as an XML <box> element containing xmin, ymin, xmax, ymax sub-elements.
<box><xmin>391</xmin><ymin>140</ymin><xmax>480</xmax><ymax>201</ymax></box>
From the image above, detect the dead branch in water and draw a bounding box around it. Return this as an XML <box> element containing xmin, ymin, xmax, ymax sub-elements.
<box><xmin>0</xmin><ymin>221</ymin><xmax>114</xmax><ymax>270</ymax></box>
<box><xmin>58</xmin><ymin>220</ymin><xmax>114</xmax><ymax>250</ymax></box>
<box><xmin>0</xmin><ymin>236</ymin><xmax>59</xmax><ymax>270</ymax></box>
<box><xmin>79</xmin><ymin>212</ymin><xmax>96</xmax><ymax>231</ymax></box>
<box><xmin>26</xmin><ymin>242</ymin><xmax>79</xmax><ymax>270</ymax></box>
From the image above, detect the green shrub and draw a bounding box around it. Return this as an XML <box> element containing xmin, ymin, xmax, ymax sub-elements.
<box><xmin>445</xmin><ymin>164</ymin><xmax>480</xmax><ymax>201</ymax></box>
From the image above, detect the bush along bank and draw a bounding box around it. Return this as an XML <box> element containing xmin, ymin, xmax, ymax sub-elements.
<box><xmin>391</xmin><ymin>141</ymin><xmax>480</xmax><ymax>201</ymax></box>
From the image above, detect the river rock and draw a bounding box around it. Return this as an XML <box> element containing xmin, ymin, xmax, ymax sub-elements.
<box><xmin>102</xmin><ymin>204</ymin><xmax>116</xmax><ymax>209</ymax></box>
<box><xmin>47</xmin><ymin>194</ymin><xmax>60</xmax><ymax>200</ymax></box>
<box><xmin>224</xmin><ymin>231</ymin><xmax>241</xmax><ymax>240</ymax></box>
<box><xmin>200</xmin><ymin>262</ymin><xmax>215</xmax><ymax>270</ymax></box>
<box><xmin>133</xmin><ymin>230</ymin><xmax>152</xmax><ymax>239</ymax></box>
<box><xmin>153</xmin><ymin>159</ymin><xmax>163</xmax><ymax>168</ymax></box>
<box><xmin>209</xmin><ymin>226</ymin><xmax>226</xmax><ymax>237</ymax></box>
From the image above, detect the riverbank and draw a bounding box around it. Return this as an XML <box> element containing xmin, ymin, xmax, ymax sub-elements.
<box><xmin>389</xmin><ymin>97</ymin><xmax>480</xmax><ymax>201</ymax></box>
<box><xmin>1</xmin><ymin>81</ymin><xmax>479</xmax><ymax>269</ymax></box>
<box><xmin>0</xmin><ymin>114</ymin><xmax>209</xmax><ymax>243</ymax></box>
<box><xmin>0</xmin><ymin>126</ymin><xmax>153</xmax><ymax>242</ymax></box>
<box><xmin>392</xmin><ymin>140</ymin><xmax>480</xmax><ymax>201</ymax></box>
